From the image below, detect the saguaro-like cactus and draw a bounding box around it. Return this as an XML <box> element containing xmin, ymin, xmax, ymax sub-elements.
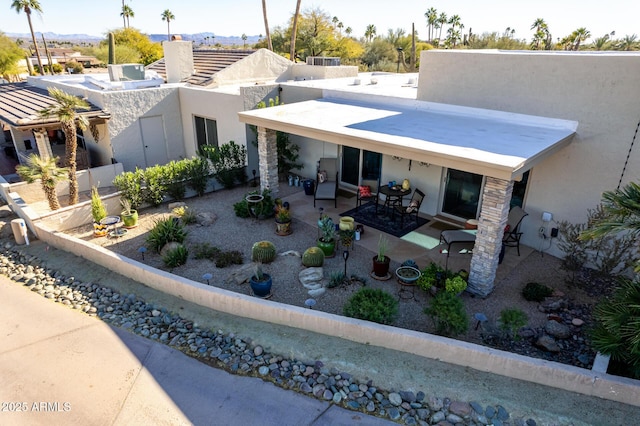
<box><xmin>108</xmin><ymin>32</ymin><xmax>115</xmax><ymax>64</ymax></box>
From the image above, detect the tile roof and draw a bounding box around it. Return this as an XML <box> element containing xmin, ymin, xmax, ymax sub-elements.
<box><xmin>0</xmin><ymin>83</ymin><xmax>110</xmax><ymax>128</ymax></box>
<box><xmin>146</xmin><ymin>49</ymin><xmax>256</xmax><ymax>86</ymax></box>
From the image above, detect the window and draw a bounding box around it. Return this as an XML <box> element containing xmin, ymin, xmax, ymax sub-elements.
<box><xmin>194</xmin><ymin>116</ymin><xmax>219</xmax><ymax>151</ymax></box>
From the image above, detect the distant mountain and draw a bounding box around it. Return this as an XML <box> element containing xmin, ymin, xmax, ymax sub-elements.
<box><xmin>6</xmin><ymin>31</ymin><xmax>261</xmax><ymax>46</ymax></box>
<box><xmin>7</xmin><ymin>32</ymin><xmax>102</xmax><ymax>42</ymax></box>
<box><xmin>149</xmin><ymin>32</ymin><xmax>261</xmax><ymax>47</ymax></box>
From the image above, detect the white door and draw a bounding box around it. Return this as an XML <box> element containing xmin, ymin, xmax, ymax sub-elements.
<box><xmin>139</xmin><ymin>116</ymin><xmax>168</xmax><ymax>167</ymax></box>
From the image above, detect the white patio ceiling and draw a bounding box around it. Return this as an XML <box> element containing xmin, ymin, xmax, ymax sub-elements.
<box><xmin>238</xmin><ymin>97</ymin><xmax>578</xmax><ymax>181</ymax></box>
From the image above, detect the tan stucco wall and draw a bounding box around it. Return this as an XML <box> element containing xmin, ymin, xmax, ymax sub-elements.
<box><xmin>209</xmin><ymin>49</ymin><xmax>293</xmax><ymax>87</ymax></box>
<box><xmin>290</xmin><ymin>64</ymin><xmax>358</xmax><ymax>81</ymax></box>
<box><xmin>418</xmin><ymin>50</ymin><xmax>640</xmax><ymax>256</ymax></box>
<box><xmin>178</xmin><ymin>86</ymin><xmax>246</xmax><ymax>160</ymax></box>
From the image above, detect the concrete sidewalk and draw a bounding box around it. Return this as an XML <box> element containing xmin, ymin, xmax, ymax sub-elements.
<box><xmin>0</xmin><ymin>277</ymin><xmax>394</xmax><ymax>426</ymax></box>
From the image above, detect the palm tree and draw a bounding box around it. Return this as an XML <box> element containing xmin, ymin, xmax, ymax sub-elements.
<box><xmin>447</xmin><ymin>15</ymin><xmax>464</xmax><ymax>48</ymax></box>
<box><xmin>290</xmin><ymin>0</ymin><xmax>302</xmax><ymax>62</ymax></box>
<box><xmin>161</xmin><ymin>9</ymin><xmax>175</xmax><ymax>41</ymax></box>
<box><xmin>365</xmin><ymin>24</ymin><xmax>377</xmax><ymax>42</ymax></box>
<box><xmin>11</xmin><ymin>0</ymin><xmax>45</xmax><ymax>75</ymax></box>
<box><xmin>436</xmin><ymin>12</ymin><xmax>448</xmax><ymax>47</ymax></box>
<box><xmin>241</xmin><ymin>33</ymin><xmax>247</xmax><ymax>48</ymax></box>
<box><xmin>345</xmin><ymin>27</ymin><xmax>352</xmax><ymax>37</ymax></box>
<box><xmin>121</xmin><ymin>4</ymin><xmax>134</xmax><ymax>28</ymax></box>
<box><xmin>581</xmin><ymin>182</ymin><xmax>640</xmax><ymax>245</ymax></box>
<box><xmin>261</xmin><ymin>0</ymin><xmax>273</xmax><ymax>50</ymax></box>
<box><xmin>16</xmin><ymin>154</ymin><xmax>68</xmax><ymax>211</ymax></box>
<box><xmin>38</xmin><ymin>88</ymin><xmax>90</xmax><ymax>206</ymax></box>
<box><xmin>425</xmin><ymin>7</ymin><xmax>438</xmax><ymax>42</ymax></box>
<box><xmin>618</xmin><ymin>34</ymin><xmax>638</xmax><ymax>51</ymax></box>
<box><xmin>573</xmin><ymin>27</ymin><xmax>591</xmax><ymax>50</ymax></box>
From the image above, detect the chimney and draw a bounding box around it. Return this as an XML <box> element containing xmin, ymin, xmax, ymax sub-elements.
<box><xmin>163</xmin><ymin>40</ymin><xmax>193</xmax><ymax>83</ymax></box>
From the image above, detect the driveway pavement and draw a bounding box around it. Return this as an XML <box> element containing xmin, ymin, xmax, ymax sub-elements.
<box><xmin>0</xmin><ymin>276</ymin><xmax>394</xmax><ymax>426</ymax></box>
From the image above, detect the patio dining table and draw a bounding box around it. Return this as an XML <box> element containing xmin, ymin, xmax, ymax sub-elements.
<box><xmin>379</xmin><ymin>185</ymin><xmax>411</xmax><ymax>216</ymax></box>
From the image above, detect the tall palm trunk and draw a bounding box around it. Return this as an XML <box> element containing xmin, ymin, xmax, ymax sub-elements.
<box><xmin>61</xmin><ymin>122</ymin><xmax>78</xmax><ymax>204</ymax></box>
<box><xmin>262</xmin><ymin>0</ymin><xmax>273</xmax><ymax>50</ymax></box>
<box><xmin>289</xmin><ymin>0</ymin><xmax>302</xmax><ymax>62</ymax></box>
<box><xmin>26</xmin><ymin>11</ymin><xmax>45</xmax><ymax>75</ymax></box>
<box><xmin>122</xmin><ymin>0</ymin><xmax>126</xmax><ymax>28</ymax></box>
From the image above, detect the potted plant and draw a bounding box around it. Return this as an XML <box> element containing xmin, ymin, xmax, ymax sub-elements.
<box><xmin>372</xmin><ymin>234</ymin><xmax>391</xmax><ymax>278</ymax></box>
<box><xmin>316</xmin><ymin>215</ymin><xmax>336</xmax><ymax>257</ymax></box>
<box><xmin>249</xmin><ymin>263</ymin><xmax>272</xmax><ymax>297</ymax></box>
<box><xmin>91</xmin><ymin>186</ymin><xmax>108</xmax><ymax>237</ymax></box>
<box><xmin>274</xmin><ymin>204</ymin><xmax>292</xmax><ymax>236</ymax></box>
<box><xmin>120</xmin><ymin>198</ymin><xmax>139</xmax><ymax>228</ymax></box>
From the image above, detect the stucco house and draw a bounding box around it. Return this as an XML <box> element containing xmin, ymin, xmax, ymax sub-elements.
<box><xmin>2</xmin><ymin>43</ymin><xmax>638</xmax><ymax>296</ymax></box>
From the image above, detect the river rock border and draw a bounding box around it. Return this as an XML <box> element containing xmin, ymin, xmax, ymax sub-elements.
<box><xmin>1</xmin><ymin>244</ymin><xmax>540</xmax><ymax>426</ymax></box>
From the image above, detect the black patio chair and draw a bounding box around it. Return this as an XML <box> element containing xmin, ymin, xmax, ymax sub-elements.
<box><xmin>356</xmin><ymin>178</ymin><xmax>380</xmax><ymax>212</ymax></box>
<box><xmin>393</xmin><ymin>188</ymin><xmax>425</xmax><ymax>227</ymax></box>
<box><xmin>502</xmin><ymin>206</ymin><xmax>528</xmax><ymax>256</ymax></box>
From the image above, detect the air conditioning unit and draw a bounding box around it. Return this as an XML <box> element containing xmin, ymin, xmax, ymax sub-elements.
<box><xmin>305</xmin><ymin>57</ymin><xmax>340</xmax><ymax>66</ymax></box>
<box><xmin>108</xmin><ymin>64</ymin><xmax>145</xmax><ymax>81</ymax></box>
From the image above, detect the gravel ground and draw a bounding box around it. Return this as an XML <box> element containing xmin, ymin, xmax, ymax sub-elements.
<box><xmin>65</xmin><ymin>184</ymin><xmax>601</xmax><ymax>369</ymax></box>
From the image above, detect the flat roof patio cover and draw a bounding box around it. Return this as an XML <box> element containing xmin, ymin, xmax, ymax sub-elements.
<box><xmin>238</xmin><ymin>97</ymin><xmax>578</xmax><ymax>181</ymax></box>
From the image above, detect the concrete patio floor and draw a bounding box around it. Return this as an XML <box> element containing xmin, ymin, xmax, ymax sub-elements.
<box><xmin>279</xmin><ymin>185</ymin><xmax>532</xmax><ymax>285</ymax></box>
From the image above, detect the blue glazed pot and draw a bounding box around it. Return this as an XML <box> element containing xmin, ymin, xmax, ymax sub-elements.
<box><xmin>250</xmin><ymin>273</ymin><xmax>272</xmax><ymax>297</ymax></box>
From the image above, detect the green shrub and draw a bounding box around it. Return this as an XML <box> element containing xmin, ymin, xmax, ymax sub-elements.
<box><xmin>445</xmin><ymin>275</ymin><xmax>467</xmax><ymax>294</ymax></box>
<box><xmin>164</xmin><ymin>159</ymin><xmax>190</xmax><ymax>200</ymax></box>
<box><xmin>200</xmin><ymin>141</ymin><xmax>247</xmax><ymax>189</ymax></box>
<box><xmin>172</xmin><ymin>206</ymin><xmax>197</xmax><ymax>224</ymax></box>
<box><xmin>521</xmin><ymin>282</ymin><xmax>553</xmax><ymax>302</ymax></box>
<box><xmin>417</xmin><ymin>262</ymin><xmax>450</xmax><ymax>291</ymax></box>
<box><xmin>187</xmin><ymin>157</ymin><xmax>211</xmax><ymax>196</ymax></box>
<box><xmin>142</xmin><ymin>165</ymin><xmax>166</xmax><ymax>206</ymax></box>
<box><xmin>163</xmin><ymin>244</ymin><xmax>188</xmax><ymax>268</ymax></box>
<box><xmin>193</xmin><ymin>243</ymin><xmax>220</xmax><ymax>260</ymax></box>
<box><xmin>146</xmin><ymin>217</ymin><xmax>187</xmax><ymax>253</ymax></box>
<box><xmin>113</xmin><ymin>168</ymin><xmax>144</xmax><ymax>209</ymax></box>
<box><xmin>424</xmin><ymin>291</ymin><xmax>468</xmax><ymax>337</ymax></box>
<box><xmin>590</xmin><ymin>277</ymin><xmax>640</xmax><ymax>379</ymax></box>
<box><xmin>216</xmin><ymin>250</ymin><xmax>243</xmax><ymax>268</ymax></box>
<box><xmin>499</xmin><ymin>308</ymin><xmax>528</xmax><ymax>340</ymax></box>
<box><xmin>343</xmin><ymin>288</ymin><xmax>398</xmax><ymax>325</ymax></box>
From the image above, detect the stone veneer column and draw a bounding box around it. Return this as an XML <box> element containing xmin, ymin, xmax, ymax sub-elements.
<box><xmin>257</xmin><ymin>126</ymin><xmax>279</xmax><ymax>196</ymax></box>
<box><xmin>467</xmin><ymin>177</ymin><xmax>514</xmax><ymax>297</ymax></box>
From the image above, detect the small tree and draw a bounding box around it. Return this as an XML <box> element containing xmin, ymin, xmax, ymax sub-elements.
<box><xmin>38</xmin><ymin>87</ymin><xmax>90</xmax><ymax>206</ymax></box>
<box><xmin>16</xmin><ymin>154</ymin><xmax>68</xmax><ymax>211</ymax></box>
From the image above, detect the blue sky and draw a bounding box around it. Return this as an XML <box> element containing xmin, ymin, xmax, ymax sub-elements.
<box><xmin>1</xmin><ymin>0</ymin><xmax>636</xmax><ymax>41</ymax></box>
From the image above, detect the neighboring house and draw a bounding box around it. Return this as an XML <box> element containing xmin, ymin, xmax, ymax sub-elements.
<box><xmin>0</xmin><ymin>82</ymin><xmax>112</xmax><ymax>173</ymax></box>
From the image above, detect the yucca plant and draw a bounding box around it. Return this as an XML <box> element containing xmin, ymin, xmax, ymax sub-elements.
<box><xmin>146</xmin><ymin>217</ymin><xmax>187</xmax><ymax>253</ymax></box>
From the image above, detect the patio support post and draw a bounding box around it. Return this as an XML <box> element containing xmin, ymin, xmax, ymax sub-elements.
<box><xmin>257</xmin><ymin>126</ymin><xmax>279</xmax><ymax>196</ymax></box>
<box><xmin>467</xmin><ymin>177</ymin><xmax>514</xmax><ymax>297</ymax></box>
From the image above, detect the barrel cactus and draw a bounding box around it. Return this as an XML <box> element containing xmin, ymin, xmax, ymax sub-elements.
<box><xmin>251</xmin><ymin>241</ymin><xmax>276</xmax><ymax>264</ymax></box>
<box><xmin>302</xmin><ymin>246</ymin><xmax>325</xmax><ymax>267</ymax></box>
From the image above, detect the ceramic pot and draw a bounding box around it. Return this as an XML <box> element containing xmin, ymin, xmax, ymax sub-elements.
<box><xmin>121</xmin><ymin>210</ymin><xmax>138</xmax><ymax>228</ymax></box>
<box><xmin>339</xmin><ymin>216</ymin><xmax>355</xmax><ymax>231</ymax></box>
<box><xmin>249</xmin><ymin>273</ymin><xmax>272</xmax><ymax>297</ymax></box>
<box><xmin>317</xmin><ymin>239</ymin><xmax>335</xmax><ymax>257</ymax></box>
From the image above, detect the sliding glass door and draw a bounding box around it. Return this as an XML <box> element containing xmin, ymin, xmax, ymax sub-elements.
<box><xmin>341</xmin><ymin>147</ymin><xmax>382</xmax><ymax>186</ymax></box>
<box><xmin>441</xmin><ymin>168</ymin><xmax>483</xmax><ymax>220</ymax></box>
